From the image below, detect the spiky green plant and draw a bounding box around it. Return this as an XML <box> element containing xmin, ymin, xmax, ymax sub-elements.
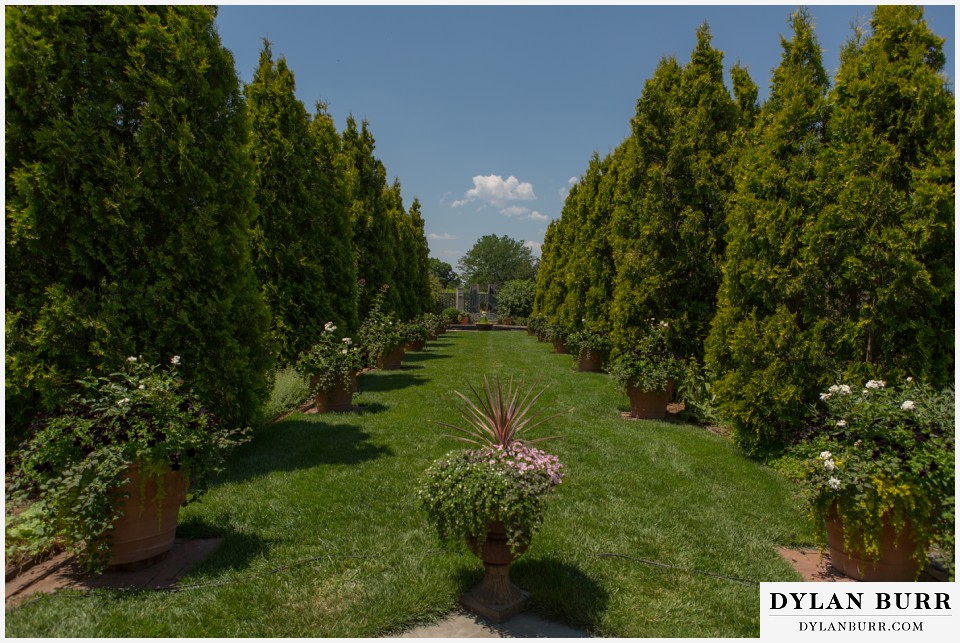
<box><xmin>437</xmin><ymin>377</ymin><xmax>561</xmax><ymax>447</ymax></box>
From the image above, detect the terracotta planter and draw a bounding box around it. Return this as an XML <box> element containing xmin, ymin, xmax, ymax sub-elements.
<box><xmin>501</xmin><ymin>317</ymin><xmax>513</xmax><ymax>326</ymax></box>
<box><xmin>476</xmin><ymin>323</ymin><xmax>494</xmax><ymax>332</ymax></box>
<box><xmin>526</xmin><ymin>328</ymin><xmax>534</xmax><ymax>336</ymax></box>
<box><xmin>406</xmin><ymin>338</ymin><xmax>426</xmax><ymax>352</ymax></box>
<box><xmin>460</xmin><ymin>315</ymin><xmax>471</xmax><ymax>325</ymax></box>
<box><xmin>462</xmin><ymin>521</ymin><xmax>531</xmax><ymax>623</ymax></box>
<box><xmin>310</xmin><ymin>374</ymin><xmax>354</xmax><ymax>412</ymax></box>
<box><xmin>106</xmin><ymin>463</ymin><xmax>187</xmax><ymax>567</ymax></box>
<box><xmin>552</xmin><ymin>339</ymin><xmax>569</xmax><ymax>354</ymax></box>
<box><xmin>377</xmin><ymin>346</ymin><xmax>405</xmax><ymax>370</ymax></box>
<box><xmin>625</xmin><ymin>379</ymin><xmax>675</xmax><ymax>419</ymax></box>
<box><xmin>576</xmin><ymin>348</ymin><xmax>606</xmax><ymax>372</ymax></box>
<box><xmin>826</xmin><ymin>507</ymin><xmax>920</xmax><ymax>581</ymax></box>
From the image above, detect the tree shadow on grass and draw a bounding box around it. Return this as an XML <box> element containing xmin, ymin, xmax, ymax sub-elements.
<box><xmin>454</xmin><ymin>556</ymin><xmax>607</xmax><ymax>633</ymax></box>
<box><xmin>174</xmin><ymin>519</ymin><xmax>273</xmax><ymax>577</ymax></box>
<box><xmin>361</xmin><ymin>371</ymin><xmax>429</xmax><ymax>393</ymax></box>
<box><xmin>402</xmin><ymin>350</ymin><xmax>452</xmax><ymax>363</ymax></box>
<box><xmin>212</xmin><ymin>419</ymin><xmax>393</xmax><ymax>485</ymax></box>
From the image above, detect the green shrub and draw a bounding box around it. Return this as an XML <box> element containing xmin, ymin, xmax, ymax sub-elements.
<box><xmin>442</xmin><ymin>307</ymin><xmax>462</xmax><ymax>325</ymax></box>
<box><xmin>496</xmin><ymin>279</ymin><xmax>536</xmax><ymax>320</ymax></box>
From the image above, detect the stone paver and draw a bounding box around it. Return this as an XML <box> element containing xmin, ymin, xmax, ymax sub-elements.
<box><xmin>396</xmin><ymin>610</ymin><xmax>591</xmax><ymax>638</ymax></box>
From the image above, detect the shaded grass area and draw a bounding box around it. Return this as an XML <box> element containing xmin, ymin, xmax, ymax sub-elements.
<box><xmin>5</xmin><ymin>332</ymin><xmax>812</xmax><ymax>637</ymax></box>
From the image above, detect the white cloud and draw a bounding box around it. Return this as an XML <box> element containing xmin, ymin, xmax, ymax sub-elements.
<box><xmin>500</xmin><ymin>205</ymin><xmax>530</xmax><ymax>217</ymax></box>
<box><xmin>559</xmin><ymin>176</ymin><xmax>578</xmax><ymax>201</ymax></box>
<box><xmin>428</xmin><ymin>232</ymin><xmax>457</xmax><ymax>241</ymax></box>
<box><xmin>453</xmin><ymin>174</ymin><xmax>536</xmax><ymax>208</ymax></box>
<box><xmin>528</xmin><ymin>211</ymin><xmax>548</xmax><ymax>221</ymax></box>
<box><xmin>523</xmin><ymin>240</ymin><xmax>542</xmax><ymax>255</ymax></box>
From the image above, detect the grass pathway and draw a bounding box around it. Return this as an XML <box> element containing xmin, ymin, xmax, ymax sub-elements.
<box><xmin>5</xmin><ymin>331</ymin><xmax>812</xmax><ymax>637</ymax></box>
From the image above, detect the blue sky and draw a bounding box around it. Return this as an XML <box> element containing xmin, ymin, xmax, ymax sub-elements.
<box><xmin>214</xmin><ymin>3</ymin><xmax>955</xmax><ymax>267</ymax></box>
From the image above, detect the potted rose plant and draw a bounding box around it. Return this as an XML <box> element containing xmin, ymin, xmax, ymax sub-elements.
<box><xmin>9</xmin><ymin>356</ymin><xmax>249</xmax><ymax>572</ymax></box>
<box><xmin>792</xmin><ymin>378</ymin><xmax>954</xmax><ymax>581</ymax></box>
<box><xmin>358</xmin><ymin>290</ymin><xmax>407</xmax><ymax>370</ymax></box>
<box><xmin>297</xmin><ymin>322</ymin><xmax>362</xmax><ymax>412</ymax></box>
<box><xmin>401</xmin><ymin>319</ymin><xmax>430</xmax><ymax>351</ymax></box>
<box><xmin>417</xmin><ymin>377</ymin><xmax>566</xmax><ymax>623</ymax></box>
<box><xmin>566</xmin><ymin>323</ymin><xmax>613</xmax><ymax>372</ymax></box>
<box><xmin>607</xmin><ymin>320</ymin><xmax>683</xmax><ymax>419</ymax></box>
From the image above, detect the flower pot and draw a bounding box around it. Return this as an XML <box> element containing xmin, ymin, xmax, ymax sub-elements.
<box><xmin>406</xmin><ymin>338</ymin><xmax>426</xmax><ymax>352</ymax></box>
<box><xmin>106</xmin><ymin>463</ymin><xmax>187</xmax><ymax>567</ymax></box>
<box><xmin>536</xmin><ymin>332</ymin><xmax>546</xmax><ymax>342</ymax></box>
<box><xmin>501</xmin><ymin>317</ymin><xmax>513</xmax><ymax>326</ymax></box>
<box><xmin>311</xmin><ymin>382</ymin><xmax>354</xmax><ymax>413</ymax></box>
<box><xmin>826</xmin><ymin>507</ymin><xmax>920</xmax><ymax>581</ymax></box>
<box><xmin>460</xmin><ymin>315</ymin><xmax>471</xmax><ymax>325</ymax></box>
<box><xmin>625</xmin><ymin>379</ymin><xmax>676</xmax><ymax>419</ymax></box>
<box><xmin>476</xmin><ymin>324</ymin><xmax>494</xmax><ymax>332</ymax></box>
<box><xmin>552</xmin><ymin>339</ymin><xmax>569</xmax><ymax>354</ymax></box>
<box><xmin>462</xmin><ymin>521</ymin><xmax>531</xmax><ymax>623</ymax></box>
<box><xmin>576</xmin><ymin>348</ymin><xmax>606</xmax><ymax>372</ymax></box>
<box><xmin>377</xmin><ymin>346</ymin><xmax>404</xmax><ymax>370</ymax></box>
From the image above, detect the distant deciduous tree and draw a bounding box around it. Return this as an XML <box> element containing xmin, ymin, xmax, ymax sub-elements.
<box><xmin>458</xmin><ymin>234</ymin><xmax>537</xmax><ymax>287</ymax></box>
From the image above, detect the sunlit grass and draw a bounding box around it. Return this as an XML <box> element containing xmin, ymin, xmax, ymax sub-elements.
<box><xmin>5</xmin><ymin>331</ymin><xmax>812</xmax><ymax>637</ymax></box>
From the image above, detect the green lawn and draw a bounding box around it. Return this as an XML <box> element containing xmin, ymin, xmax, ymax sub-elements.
<box><xmin>5</xmin><ymin>331</ymin><xmax>813</xmax><ymax>637</ymax></box>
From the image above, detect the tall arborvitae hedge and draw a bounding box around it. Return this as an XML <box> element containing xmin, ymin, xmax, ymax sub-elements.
<box><xmin>809</xmin><ymin>5</ymin><xmax>954</xmax><ymax>388</ymax></box>
<box><xmin>246</xmin><ymin>42</ymin><xmax>357</xmax><ymax>364</ymax></box>
<box><xmin>611</xmin><ymin>25</ymin><xmax>744</xmax><ymax>357</ymax></box>
<box><xmin>537</xmin><ymin>9</ymin><xmax>952</xmax><ymax>455</ymax></box>
<box><xmin>706</xmin><ymin>9</ymin><xmax>833</xmax><ymax>454</ymax></box>
<box><xmin>342</xmin><ymin>116</ymin><xmax>402</xmax><ymax>317</ymax></box>
<box><xmin>5</xmin><ymin>5</ymin><xmax>272</xmax><ymax>436</ymax></box>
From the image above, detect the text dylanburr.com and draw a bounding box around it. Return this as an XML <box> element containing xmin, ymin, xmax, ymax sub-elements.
<box><xmin>761</xmin><ymin>582</ymin><xmax>956</xmax><ymax>641</ymax></box>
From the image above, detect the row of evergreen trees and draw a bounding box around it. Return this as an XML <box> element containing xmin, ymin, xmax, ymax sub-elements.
<box><xmin>534</xmin><ymin>6</ymin><xmax>954</xmax><ymax>455</ymax></box>
<box><xmin>5</xmin><ymin>6</ymin><xmax>433</xmax><ymax>439</ymax></box>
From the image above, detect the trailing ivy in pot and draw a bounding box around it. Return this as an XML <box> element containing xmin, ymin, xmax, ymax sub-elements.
<box><xmin>417</xmin><ymin>377</ymin><xmax>566</xmax><ymax>623</ymax></box>
<box><xmin>544</xmin><ymin>322</ymin><xmax>570</xmax><ymax>354</ymax></box>
<box><xmin>297</xmin><ymin>322</ymin><xmax>362</xmax><ymax>413</ymax></box>
<box><xmin>566</xmin><ymin>322</ymin><xmax>613</xmax><ymax>372</ymax></box>
<box><xmin>9</xmin><ymin>356</ymin><xmax>250</xmax><ymax>572</ymax></box>
<box><xmin>607</xmin><ymin>320</ymin><xmax>684</xmax><ymax>419</ymax></box>
<box><xmin>526</xmin><ymin>315</ymin><xmax>548</xmax><ymax>341</ymax></box>
<box><xmin>791</xmin><ymin>378</ymin><xmax>955</xmax><ymax>581</ymax></box>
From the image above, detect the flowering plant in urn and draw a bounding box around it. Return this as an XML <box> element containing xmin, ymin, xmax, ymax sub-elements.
<box><xmin>297</xmin><ymin>322</ymin><xmax>362</xmax><ymax>393</ymax></box>
<box><xmin>793</xmin><ymin>378</ymin><xmax>954</xmax><ymax>578</ymax></box>
<box><xmin>417</xmin><ymin>377</ymin><xmax>566</xmax><ymax>552</ymax></box>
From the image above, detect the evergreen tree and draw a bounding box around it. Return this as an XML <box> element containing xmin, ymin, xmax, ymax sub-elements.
<box><xmin>405</xmin><ymin>198</ymin><xmax>434</xmax><ymax>316</ymax></box>
<box><xmin>810</xmin><ymin>5</ymin><xmax>954</xmax><ymax>385</ymax></box>
<box><xmin>245</xmin><ymin>42</ymin><xmax>355</xmax><ymax>364</ymax></box>
<box><xmin>5</xmin><ymin>6</ymin><xmax>272</xmax><ymax>436</ymax></box>
<box><xmin>706</xmin><ymin>9</ymin><xmax>833</xmax><ymax>454</ymax></box>
<box><xmin>342</xmin><ymin>116</ymin><xmax>400</xmax><ymax>317</ymax></box>
<box><xmin>612</xmin><ymin>25</ymin><xmax>740</xmax><ymax>359</ymax></box>
<box><xmin>533</xmin><ymin>217</ymin><xmax>567</xmax><ymax>317</ymax></box>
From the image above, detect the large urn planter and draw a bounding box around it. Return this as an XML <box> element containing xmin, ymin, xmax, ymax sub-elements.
<box><xmin>625</xmin><ymin>379</ymin><xmax>675</xmax><ymax>419</ymax></box>
<box><xmin>552</xmin><ymin>339</ymin><xmax>569</xmax><ymax>354</ymax></box>
<box><xmin>377</xmin><ymin>346</ymin><xmax>405</xmax><ymax>370</ymax></box>
<box><xmin>576</xmin><ymin>348</ymin><xmax>606</xmax><ymax>372</ymax></box>
<box><xmin>462</xmin><ymin>521</ymin><xmax>531</xmax><ymax>623</ymax></box>
<box><xmin>825</xmin><ymin>507</ymin><xmax>920</xmax><ymax>581</ymax></box>
<box><xmin>106</xmin><ymin>463</ymin><xmax>187</xmax><ymax>567</ymax></box>
<box><xmin>407</xmin><ymin>338</ymin><xmax>426</xmax><ymax>352</ymax></box>
<box><xmin>476</xmin><ymin>323</ymin><xmax>494</xmax><ymax>332</ymax></box>
<box><xmin>310</xmin><ymin>373</ymin><xmax>355</xmax><ymax>413</ymax></box>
